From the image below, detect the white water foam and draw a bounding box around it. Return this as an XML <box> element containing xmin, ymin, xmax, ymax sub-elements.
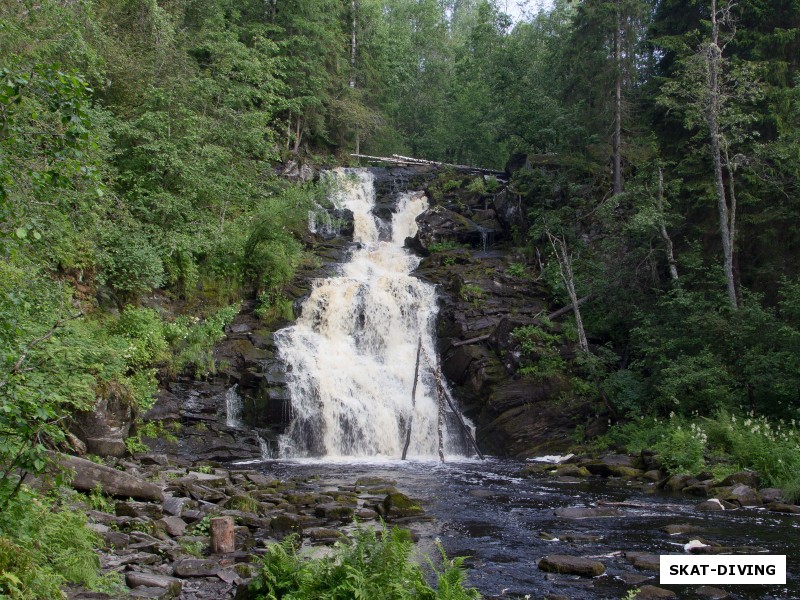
<box><xmin>275</xmin><ymin>168</ymin><xmax>461</xmax><ymax>459</ymax></box>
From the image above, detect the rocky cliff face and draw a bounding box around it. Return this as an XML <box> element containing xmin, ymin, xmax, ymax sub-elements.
<box><xmin>142</xmin><ymin>165</ymin><xmax>602</xmax><ymax>462</ymax></box>
<box><xmin>405</xmin><ymin>169</ymin><xmax>603</xmax><ymax>457</ymax></box>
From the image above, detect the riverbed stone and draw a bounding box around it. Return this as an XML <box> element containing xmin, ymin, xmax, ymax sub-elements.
<box><xmin>660</xmin><ymin>523</ymin><xmax>702</xmax><ymax>535</ymax></box>
<box><xmin>554</xmin><ymin>464</ymin><xmax>590</xmax><ymax>477</ymax></box>
<box><xmin>765</xmin><ymin>502</ymin><xmax>800</xmax><ymax>514</ymax></box>
<box><xmin>758</xmin><ymin>488</ymin><xmax>784</xmax><ymax>504</ymax></box>
<box><xmin>696</xmin><ymin>586</ymin><xmax>731</xmax><ymax>599</ymax></box>
<box><xmin>662</xmin><ymin>474</ymin><xmax>693</xmax><ymax>492</ymax></box>
<box><xmin>695</xmin><ymin>499</ymin><xmax>734</xmax><ymax>511</ymax></box>
<box><xmin>635</xmin><ymin>585</ymin><xmax>676</xmax><ymax>599</ymax></box>
<box><xmin>270</xmin><ymin>513</ymin><xmax>303</xmax><ymax>532</ymax></box>
<box><xmin>314</xmin><ymin>503</ymin><xmax>355</xmax><ymax>521</ymax></box>
<box><xmin>383</xmin><ymin>492</ymin><xmax>424</xmax><ymax>518</ymax></box>
<box><xmin>722</xmin><ymin>484</ymin><xmax>761</xmax><ymax>506</ymax></box>
<box><xmin>625</xmin><ymin>552</ymin><xmax>661</xmax><ymax>571</ymax></box>
<box><xmin>538</xmin><ymin>554</ymin><xmax>605</xmax><ymax>577</ymax></box>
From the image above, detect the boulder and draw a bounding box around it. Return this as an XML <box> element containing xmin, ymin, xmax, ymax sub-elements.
<box><xmin>765</xmin><ymin>502</ymin><xmax>800</xmax><ymax>514</ymax></box>
<box><xmin>125</xmin><ymin>572</ymin><xmax>182</xmax><ymax>595</ymax></box>
<box><xmin>695</xmin><ymin>499</ymin><xmax>733</xmax><ymax>511</ymax></box>
<box><xmin>635</xmin><ymin>585</ymin><xmax>676</xmax><ymax>599</ymax></box>
<box><xmin>662</xmin><ymin>474</ymin><xmax>694</xmax><ymax>492</ymax></box>
<box><xmin>722</xmin><ymin>484</ymin><xmax>761</xmax><ymax>507</ymax></box>
<box><xmin>720</xmin><ymin>471</ymin><xmax>760</xmax><ymax>489</ymax></box>
<box><xmin>56</xmin><ymin>453</ymin><xmax>164</xmax><ymax>501</ymax></box>
<box><xmin>625</xmin><ymin>552</ymin><xmax>660</xmax><ymax>571</ymax></box>
<box><xmin>156</xmin><ymin>516</ymin><xmax>187</xmax><ymax>537</ymax></box>
<box><xmin>660</xmin><ymin>523</ymin><xmax>702</xmax><ymax>535</ymax></box>
<box><xmin>537</xmin><ymin>554</ymin><xmax>605</xmax><ymax>577</ymax></box>
<box><xmin>314</xmin><ymin>503</ymin><xmax>355</xmax><ymax>521</ymax></box>
<box><xmin>696</xmin><ymin>586</ymin><xmax>731</xmax><ymax>599</ymax></box>
<box><xmin>383</xmin><ymin>492</ymin><xmax>424</xmax><ymax>518</ymax></box>
<box><xmin>759</xmin><ymin>488</ymin><xmax>784</xmax><ymax>504</ymax></box>
<box><xmin>173</xmin><ymin>558</ymin><xmax>221</xmax><ymax>578</ymax></box>
<box><xmin>116</xmin><ymin>501</ymin><xmax>164</xmax><ymax>520</ymax></box>
<box><xmin>70</xmin><ymin>392</ymin><xmax>134</xmax><ymax>458</ymax></box>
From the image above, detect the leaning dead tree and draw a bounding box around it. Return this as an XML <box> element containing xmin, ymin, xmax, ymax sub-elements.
<box><xmin>547</xmin><ymin>232</ymin><xmax>589</xmax><ymax>353</ymax></box>
<box><xmin>401</xmin><ymin>342</ymin><xmax>484</xmax><ymax>462</ymax></box>
<box><xmin>350</xmin><ymin>153</ymin><xmax>506</xmax><ymax>177</ymax></box>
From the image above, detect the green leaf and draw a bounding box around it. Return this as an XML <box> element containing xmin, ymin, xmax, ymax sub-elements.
<box><xmin>15</xmin><ymin>227</ymin><xmax>27</xmax><ymax>239</ymax></box>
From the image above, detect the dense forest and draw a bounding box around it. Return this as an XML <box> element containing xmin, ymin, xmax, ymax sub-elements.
<box><xmin>1</xmin><ymin>0</ymin><xmax>800</xmax><ymax>596</ymax></box>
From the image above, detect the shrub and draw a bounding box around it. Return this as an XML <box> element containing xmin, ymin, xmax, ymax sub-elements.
<box><xmin>249</xmin><ymin>526</ymin><xmax>480</xmax><ymax>600</ymax></box>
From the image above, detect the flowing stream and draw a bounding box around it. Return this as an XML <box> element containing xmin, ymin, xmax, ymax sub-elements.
<box><xmin>275</xmin><ymin>168</ymin><xmax>463</xmax><ymax>459</ymax></box>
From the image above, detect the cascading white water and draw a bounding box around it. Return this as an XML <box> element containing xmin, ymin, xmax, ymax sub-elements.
<box><xmin>275</xmin><ymin>168</ymin><xmax>459</xmax><ymax>459</ymax></box>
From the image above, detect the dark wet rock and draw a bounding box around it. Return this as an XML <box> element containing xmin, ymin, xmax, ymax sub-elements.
<box><xmin>270</xmin><ymin>513</ymin><xmax>303</xmax><ymax>532</ymax></box>
<box><xmin>383</xmin><ymin>492</ymin><xmax>424</xmax><ymax>518</ymax></box>
<box><xmin>617</xmin><ymin>573</ymin><xmax>653</xmax><ymax>585</ymax></box>
<box><xmin>538</xmin><ymin>554</ymin><xmax>606</xmax><ymax>577</ymax></box>
<box><xmin>695</xmin><ymin>499</ymin><xmax>734</xmax><ymax>511</ymax></box>
<box><xmin>625</xmin><ymin>552</ymin><xmax>661</xmax><ymax>571</ymax></box>
<box><xmin>174</xmin><ymin>559</ymin><xmax>221</xmax><ymax>578</ymax></box>
<box><xmin>554</xmin><ymin>465</ymin><xmax>590</xmax><ymax>478</ymax></box>
<box><xmin>71</xmin><ymin>391</ymin><xmax>134</xmax><ymax>458</ymax></box>
<box><xmin>765</xmin><ymin>502</ymin><xmax>800</xmax><ymax>514</ymax></box>
<box><xmin>696</xmin><ymin>586</ymin><xmax>731</xmax><ymax>599</ymax></box>
<box><xmin>721</xmin><ymin>484</ymin><xmax>761</xmax><ymax>506</ymax></box>
<box><xmin>635</xmin><ymin>585</ymin><xmax>677</xmax><ymax>599</ymax></box>
<box><xmin>643</xmin><ymin>470</ymin><xmax>662</xmax><ymax>481</ymax></box>
<box><xmin>101</xmin><ymin>530</ymin><xmax>130</xmax><ymax>550</ymax></box>
<box><xmin>720</xmin><ymin>471</ymin><xmax>760</xmax><ymax>489</ymax></box>
<box><xmin>162</xmin><ymin>496</ymin><xmax>190</xmax><ymax>517</ymax></box>
<box><xmin>125</xmin><ymin>572</ymin><xmax>182</xmax><ymax>595</ymax></box>
<box><xmin>759</xmin><ymin>488</ymin><xmax>784</xmax><ymax>504</ymax></box>
<box><xmin>555</xmin><ymin>506</ymin><xmax>624</xmax><ymax>519</ymax></box>
<box><xmin>313</xmin><ymin>503</ymin><xmax>355</xmax><ymax>521</ymax></box>
<box><xmin>662</xmin><ymin>474</ymin><xmax>694</xmax><ymax>492</ymax></box>
<box><xmin>682</xmin><ymin>480</ymin><xmax>716</xmax><ymax>497</ymax></box>
<box><xmin>660</xmin><ymin>523</ymin><xmax>703</xmax><ymax>535</ymax></box>
<box><xmin>116</xmin><ymin>501</ymin><xmax>164</xmax><ymax>520</ymax></box>
<box><xmin>689</xmin><ymin>545</ymin><xmax>767</xmax><ymax>555</ymax></box>
<box><xmin>156</xmin><ymin>516</ymin><xmax>187</xmax><ymax>537</ymax></box>
<box><xmin>57</xmin><ymin>453</ymin><xmax>164</xmax><ymax>501</ymax></box>
<box><xmin>306</xmin><ymin>527</ymin><xmax>346</xmax><ymax>543</ymax></box>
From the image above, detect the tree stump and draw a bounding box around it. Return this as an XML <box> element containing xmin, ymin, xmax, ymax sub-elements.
<box><xmin>210</xmin><ymin>516</ymin><xmax>235</xmax><ymax>554</ymax></box>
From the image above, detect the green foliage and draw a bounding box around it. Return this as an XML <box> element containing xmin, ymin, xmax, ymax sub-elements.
<box><xmin>249</xmin><ymin>526</ymin><xmax>480</xmax><ymax>600</ymax></box>
<box><xmin>459</xmin><ymin>283</ymin><xmax>484</xmax><ymax>305</ymax></box>
<box><xmin>427</xmin><ymin>241</ymin><xmax>463</xmax><ymax>253</ymax></box>
<box><xmin>506</xmin><ymin>262</ymin><xmax>526</xmax><ymax>278</ymax></box>
<box><xmin>602</xmin><ymin>411</ymin><xmax>800</xmax><ymax>500</ymax></box>
<box><xmin>0</xmin><ymin>489</ymin><xmax>109</xmax><ymax>598</ymax></box>
<box><xmin>513</xmin><ymin>323</ymin><xmax>566</xmax><ymax>382</ymax></box>
<box><xmin>87</xmin><ymin>483</ymin><xmax>113</xmax><ymax>513</ymax></box>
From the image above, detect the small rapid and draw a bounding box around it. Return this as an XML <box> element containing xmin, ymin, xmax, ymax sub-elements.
<box><xmin>275</xmin><ymin>168</ymin><xmax>462</xmax><ymax>459</ymax></box>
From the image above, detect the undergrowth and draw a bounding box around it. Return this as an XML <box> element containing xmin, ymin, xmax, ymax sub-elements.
<box><xmin>249</xmin><ymin>525</ymin><xmax>480</xmax><ymax>600</ymax></box>
<box><xmin>599</xmin><ymin>411</ymin><xmax>800</xmax><ymax>501</ymax></box>
<box><xmin>0</xmin><ymin>488</ymin><xmax>120</xmax><ymax>598</ymax></box>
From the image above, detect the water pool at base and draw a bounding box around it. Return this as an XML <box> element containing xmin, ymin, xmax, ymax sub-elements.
<box><xmin>255</xmin><ymin>458</ymin><xmax>800</xmax><ymax>600</ymax></box>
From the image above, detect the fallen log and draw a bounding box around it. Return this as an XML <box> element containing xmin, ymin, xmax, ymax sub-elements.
<box><xmin>54</xmin><ymin>452</ymin><xmax>164</xmax><ymax>501</ymax></box>
<box><xmin>350</xmin><ymin>153</ymin><xmax>506</xmax><ymax>177</ymax></box>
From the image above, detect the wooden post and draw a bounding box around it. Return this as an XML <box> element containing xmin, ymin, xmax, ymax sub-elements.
<box><xmin>210</xmin><ymin>516</ymin><xmax>235</xmax><ymax>554</ymax></box>
<box><xmin>401</xmin><ymin>339</ymin><xmax>422</xmax><ymax>460</ymax></box>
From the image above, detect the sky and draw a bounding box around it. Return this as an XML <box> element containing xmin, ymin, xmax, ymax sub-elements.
<box><xmin>500</xmin><ymin>0</ymin><xmax>555</xmax><ymax>22</ymax></box>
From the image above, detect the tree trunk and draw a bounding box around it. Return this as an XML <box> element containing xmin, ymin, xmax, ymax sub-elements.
<box><xmin>708</xmin><ymin>0</ymin><xmax>738</xmax><ymax>309</ymax></box>
<box><xmin>210</xmin><ymin>517</ymin><xmax>235</xmax><ymax>554</ymax></box>
<box><xmin>656</xmin><ymin>168</ymin><xmax>679</xmax><ymax>281</ymax></box>
<box><xmin>547</xmin><ymin>232</ymin><xmax>589</xmax><ymax>353</ymax></box>
<box><xmin>613</xmin><ymin>0</ymin><xmax>623</xmax><ymax>195</ymax></box>
<box><xmin>293</xmin><ymin>115</ymin><xmax>302</xmax><ymax>154</ymax></box>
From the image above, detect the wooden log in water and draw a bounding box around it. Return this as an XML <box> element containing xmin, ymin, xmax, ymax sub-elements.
<box><xmin>401</xmin><ymin>338</ymin><xmax>423</xmax><ymax>460</ymax></box>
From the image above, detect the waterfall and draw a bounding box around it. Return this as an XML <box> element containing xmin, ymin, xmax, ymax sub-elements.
<box><xmin>225</xmin><ymin>385</ymin><xmax>244</xmax><ymax>429</ymax></box>
<box><xmin>275</xmin><ymin>168</ymin><xmax>461</xmax><ymax>459</ymax></box>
